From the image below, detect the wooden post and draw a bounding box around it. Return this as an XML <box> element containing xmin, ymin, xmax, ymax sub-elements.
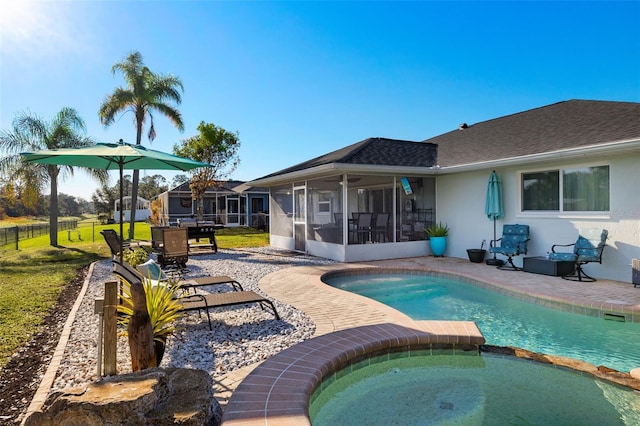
<box><xmin>103</xmin><ymin>281</ymin><xmax>118</xmax><ymax>376</ymax></box>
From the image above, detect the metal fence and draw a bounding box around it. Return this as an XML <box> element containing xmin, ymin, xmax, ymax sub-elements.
<box><xmin>0</xmin><ymin>220</ymin><xmax>78</xmax><ymax>249</ymax></box>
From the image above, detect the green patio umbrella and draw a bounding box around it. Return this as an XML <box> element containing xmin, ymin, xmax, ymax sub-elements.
<box><xmin>21</xmin><ymin>140</ymin><xmax>211</xmax><ymax>258</ymax></box>
<box><xmin>485</xmin><ymin>170</ymin><xmax>505</xmax><ymax>266</ymax></box>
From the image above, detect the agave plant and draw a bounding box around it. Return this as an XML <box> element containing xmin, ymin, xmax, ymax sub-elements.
<box><xmin>117</xmin><ymin>276</ymin><xmax>183</xmax><ymax>343</ymax></box>
<box><xmin>424</xmin><ymin>221</ymin><xmax>450</xmax><ymax>237</ymax></box>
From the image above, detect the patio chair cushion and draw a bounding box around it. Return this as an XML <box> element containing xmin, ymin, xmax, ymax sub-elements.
<box><xmin>549</xmin><ymin>230</ymin><xmax>608</xmax><ymax>263</ymax></box>
<box><xmin>548</xmin><ymin>229</ymin><xmax>608</xmax><ymax>282</ymax></box>
<box><xmin>137</xmin><ymin>259</ymin><xmax>168</xmax><ymax>286</ymax></box>
<box><xmin>489</xmin><ymin>224</ymin><xmax>529</xmax><ymax>255</ymax></box>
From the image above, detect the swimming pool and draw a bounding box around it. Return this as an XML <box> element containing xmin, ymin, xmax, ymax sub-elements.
<box><xmin>310</xmin><ymin>352</ymin><xmax>640</xmax><ymax>425</ymax></box>
<box><xmin>324</xmin><ymin>271</ymin><xmax>640</xmax><ymax>373</ymax></box>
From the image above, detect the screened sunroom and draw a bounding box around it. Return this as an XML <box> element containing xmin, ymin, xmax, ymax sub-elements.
<box><xmin>250</xmin><ymin>138</ymin><xmax>439</xmax><ymax>262</ymax></box>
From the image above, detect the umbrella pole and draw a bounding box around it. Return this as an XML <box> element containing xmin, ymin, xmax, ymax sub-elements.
<box><xmin>493</xmin><ymin>217</ymin><xmax>496</xmax><ymax>259</ymax></box>
<box><xmin>119</xmin><ymin>164</ymin><xmax>124</xmax><ymax>264</ymax></box>
<box><xmin>485</xmin><ymin>217</ymin><xmax>504</xmax><ymax>266</ymax></box>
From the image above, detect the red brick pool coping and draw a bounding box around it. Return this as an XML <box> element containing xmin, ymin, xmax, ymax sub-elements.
<box><xmin>221</xmin><ymin>321</ymin><xmax>484</xmax><ymax>425</ymax></box>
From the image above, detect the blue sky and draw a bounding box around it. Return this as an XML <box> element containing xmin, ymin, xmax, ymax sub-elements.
<box><xmin>1</xmin><ymin>1</ymin><xmax>639</xmax><ymax>200</ymax></box>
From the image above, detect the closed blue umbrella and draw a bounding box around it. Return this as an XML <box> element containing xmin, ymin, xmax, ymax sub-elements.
<box><xmin>485</xmin><ymin>171</ymin><xmax>505</xmax><ymax>265</ymax></box>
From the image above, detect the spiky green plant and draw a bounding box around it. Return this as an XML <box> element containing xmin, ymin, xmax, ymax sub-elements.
<box><xmin>425</xmin><ymin>221</ymin><xmax>450</xmax><ymax>237</ymax></box>
<box><xmin>117</xmin><ymin>276</ymin><xmax>183</xmax><ymax>342</ymax></box>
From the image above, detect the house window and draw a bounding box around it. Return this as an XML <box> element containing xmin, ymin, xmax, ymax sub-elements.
<box><xmin>317</xmin><ymin>193</ymin><xmax>331</xmax><ymax>213</ymax></box>
<box><xmin>521</xmin><ymin>166</ymin><xmax>609</xmax><ymax>212</ymax></box>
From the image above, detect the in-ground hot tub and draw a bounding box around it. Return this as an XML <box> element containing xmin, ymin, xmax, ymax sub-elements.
<box><xmin>310</xmin><ymin>350</ymin><xmax>640</xmax><ymax>425</ymax></box>
<box><xmin>221</xmin><ymin>323</ymin><xmax>640</xmax><ymax>425</ymax></box>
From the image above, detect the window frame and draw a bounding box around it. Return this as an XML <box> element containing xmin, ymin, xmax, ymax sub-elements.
<box><xmin>315</xmin><ymin>191</ymin><xmax>332</xmax><ymax>215</ymax></box>
<box><xmin>517</xmin><ymin>163</ymin><xmax>611</xmax><ymax>219</ymax></box>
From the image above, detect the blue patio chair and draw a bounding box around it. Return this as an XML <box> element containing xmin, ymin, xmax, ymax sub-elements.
<box><xmin>549</xmin><ymin>229</ymin><xmax>608</xmax><ymax>282</ymax></box>
<box><xmin>489</xmin><ymin>224</ymin><xmax>530</xmax><ymax>270</ymax></box>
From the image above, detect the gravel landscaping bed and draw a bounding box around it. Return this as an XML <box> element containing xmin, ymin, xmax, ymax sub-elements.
<box><xmin>0</xmin><ymin>247</ymin><xmax>334</xmax><ymax>425</ymax></box>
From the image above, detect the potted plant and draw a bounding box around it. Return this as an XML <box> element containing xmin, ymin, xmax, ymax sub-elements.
<box><xmin>425</xmin><ymin>221</ymin><xmax>449</xmax><ymax>257</ymax></box>
<box><xmin>467</xmin><ymin>239</ymin><xmax>487</xmax><ymax>263</ymax></box>
<box><xmin>118</xmin><ymin>276</ymin><xmax>183</xmax><ymax>368</ymax></box>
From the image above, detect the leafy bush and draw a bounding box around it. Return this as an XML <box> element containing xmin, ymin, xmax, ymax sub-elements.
<box><xmin>122</xmin><ymin>247</ymin><xmax>150</xmax><ymax>267</ymax></box>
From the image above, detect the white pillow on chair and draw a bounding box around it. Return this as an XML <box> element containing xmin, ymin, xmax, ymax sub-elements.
<box><xmin>137</xmin><ymin>259</ymin><xmax>168</xmax><ymax>286</ymax></box>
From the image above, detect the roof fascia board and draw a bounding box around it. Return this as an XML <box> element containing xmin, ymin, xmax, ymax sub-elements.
<box><xmin>248</xmin><ymin>163</ymin><xmax>438</xmax><ymax>187</ymax></box>
<box><xmin>440</xmin><ymin>138</ymin><xmax>640</xmax><ymax>173</ymax></box>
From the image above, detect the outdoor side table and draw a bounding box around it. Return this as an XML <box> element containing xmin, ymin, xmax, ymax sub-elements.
<box><xmin>522</xmin><ymin>256</ymin><xmax>575</xmax><ymax>277</ymax></box>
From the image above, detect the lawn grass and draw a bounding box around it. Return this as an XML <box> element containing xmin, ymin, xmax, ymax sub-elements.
<box><xmin>0</xmin><ymin>223</ymin><xmax>268</xmax><ymax>369</ymax></box>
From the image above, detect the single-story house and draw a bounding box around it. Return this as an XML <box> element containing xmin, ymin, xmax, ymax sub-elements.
<box><xmin>155</xmin><ymin>180</ymin><xmax>269</xmax><ymax>228</ymax></box>
<box><xmin>245</xmin><ymin>99</ymin><xmax>640</xmax><ymax>283</ymax></box>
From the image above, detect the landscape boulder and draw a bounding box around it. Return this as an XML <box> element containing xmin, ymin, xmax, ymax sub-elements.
<box><xmin>24</xmin><ymin>368</ymin><xmax>222</xmax><ymax>426</ymax></box>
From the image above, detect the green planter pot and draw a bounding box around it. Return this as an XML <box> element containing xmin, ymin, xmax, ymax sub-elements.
<box><xmin>429</xmin><ymin>236</ymin><xmax>447</xmax><ymax>257</ymax></box>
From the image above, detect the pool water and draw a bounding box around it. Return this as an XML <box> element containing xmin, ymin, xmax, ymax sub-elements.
<box><xmin>310</xmin><ymin>353</ymin><xmax>640</xmax><ymax>425</ymax></box>
<box><xmin>325</xmin><ymin>273</ymin><xmax>640</xmax><ymax>372</ymax></box>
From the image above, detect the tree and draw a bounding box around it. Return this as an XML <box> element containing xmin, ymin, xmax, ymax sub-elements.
<box><xmin>92</xmin><ymin>175</ymin><xmax>130</xmax><ymax>220</ymax></box>
<box><xmin>99</xmin><ymin>51</ymin><xmax>184</xmax><ymax>239</ymax></box>
<box><xmin>173</xmin><ymin>121</ymin><xmax>240</xmax><ymax>220</ymax></box>
<box><xmin>77</xmin><ymin>198</ymin><xmax>95</xmax><ymax>215</ymax></box>
<box><xmin>150</xmin><ymin>198</ymin><xmax>163</xmax><ymax>225</ymax></box>
<box><xmin>0</xmin><ymin>180</ymin><xmax>34</xmax><ymax>218</ymax></box>
<box><xmin>171</xmin><ymin>174</ymin><xmax>189</xmax><ymax>188</ymax></box>
<box><xmin>138</xmin><ymin>174</ymin><xmax>169</xmax><ymax>200</ymax></box>
<box><xmin>0</xmin><ymin>108</ymin><xmax>108</xmax><ymax>246</ymax></box>
<box><xmin>57</xmin><ymin>193</ymin><xmax>81</xmax><ymax>217</ymax></box>
<box><xmin>92</xmin><ymin>184</ymin><xmax>116</xmax><ymax>219</ymax></box>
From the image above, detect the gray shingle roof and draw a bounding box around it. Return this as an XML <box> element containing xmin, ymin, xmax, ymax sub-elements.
<box><xmin>258</xmin><ymin>137</ymin><xmax>438</xmax><ymax>179</ymax></box>
<box><xmin>169</xmin><ymin>180</ymin><xmax>267</xmax><ymax>193</ymax></box>
<box><xmin>252</xmin><ymin>99</ymin><xmax>640</xmax><ymax>183</ymax></box>
<box><xmin>424</xmin><ymin>99</ymin><xmax>640</xmax><ymax>167</ymax></box>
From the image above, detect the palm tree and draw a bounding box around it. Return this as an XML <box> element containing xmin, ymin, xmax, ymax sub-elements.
<box><xmin>99</xmin><ymin>51</ymin><xmax>184</xmax><ymax>239</ymax></box>
<box><xmin>0</xmin><ymin>108</ymin><xmax>108</xmax><ymax>246</ymax></box>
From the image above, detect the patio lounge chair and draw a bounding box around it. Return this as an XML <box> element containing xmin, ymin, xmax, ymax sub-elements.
<box><xmin>113</xmin><ymin>257</ymin><xmax>243</xmax><ymax>293</ymax></box>
<box><xmin>179</xmin><ymin>290</ymin><xmax>281</xmax><ymax>330</ymax></box>
<box><xmin>112</xmin><ymin>262</ymin><xmax>280</xmax><ymax>330</ymax></box>
<box><xmin>549</xmin><ymin>229</ymin><xmax>608</xmax><ymax>282</ymax></box>
<box><xmin>136</xmin><ymin>258</ymin><xmax>243</xmax><ymax>292</ymax></box>
<box><xmin>489</xmin><ymin>224</ymin><xmax>530</xmax><ymax>270</ymax></box>
<box><xmin>99</xmin><ymin>229</ymin><xmax>133</xmax><ymax>257</ymax></box>
<box><xmin>102</xmin><ymin>230</ymin><xmax>242</xmax><ymax>292</ymax></box>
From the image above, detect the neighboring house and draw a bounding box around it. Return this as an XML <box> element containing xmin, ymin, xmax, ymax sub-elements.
<box><xmin>155</xmin><ymin>180</ymin><xmax>269</xmax><ymax>228</ymax></box>
<box><xmin>114</xmin><ymin>196</ymin><xmax>151</xmax><ymax>223</ymax></box>
<box><xmin>246</xmin><ymin>100</ymin><xmax>640</xmax><ymax>283</ymax></box>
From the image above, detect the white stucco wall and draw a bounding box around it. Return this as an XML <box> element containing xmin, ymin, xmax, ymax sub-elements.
<box><xmin>436</xmin><ymin>152</ymin><xmax>640</xmax><ymax>283</ymax></box>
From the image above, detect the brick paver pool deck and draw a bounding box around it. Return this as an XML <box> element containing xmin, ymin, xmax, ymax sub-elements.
<box><xmin>216</xmin><ymin>256</ymin><xmax>640</xmax><ymax>424</ymax></box>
